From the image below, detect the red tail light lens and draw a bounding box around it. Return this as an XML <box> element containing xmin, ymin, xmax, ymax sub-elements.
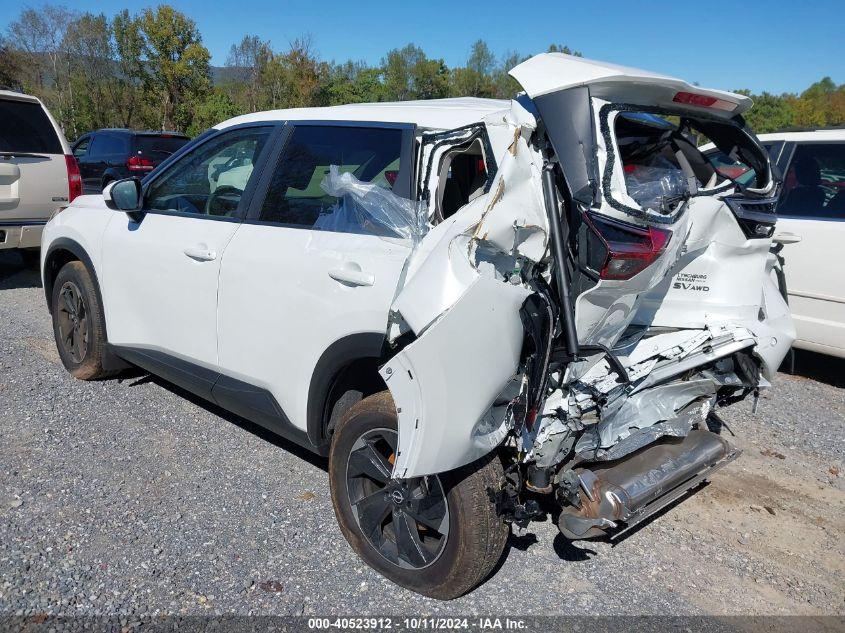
<box><xmin>126</xmin><ymin>155</ymin><xmax>155</xmax><ymax>171</ymax></box>
<box><xmin>672</xmin><ymin>91</ymin><xmax>737</xmax><ymax>112</ymax></box>
<box><xmin>585</xmin><ymin>213</ymin><xmax>672</xmax><ymax>280</ymax></box>
<box><xmin>65</xmin><ymin>155</ymin><xmax>82</xmax><ymax>203</ymax></box>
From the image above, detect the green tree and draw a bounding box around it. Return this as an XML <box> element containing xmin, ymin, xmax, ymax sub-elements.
<box><xmin>547</xmin><ymin>43</ymin><xmax>583</xmax><ymax>56</ymax></box>
<box><xmin>135</xmin><ymin>5</ymin><xmax>211</xmax><ymax>131</ymax></box>
<box><xmin>225</xmin><ymin>35</ymin><xmax>271</xmax><ymax>112</ymax></box>
<box><xmin>188</xmin><ymin>88</ymin><xmax>239</xmax><ymax>135</ymax></box>
<box><xmin>450</xmin><ymin>40</ymin><xmax>496</xmax><ymax>97</ymax></box>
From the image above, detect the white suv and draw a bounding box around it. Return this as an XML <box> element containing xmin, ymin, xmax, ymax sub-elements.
<box><xmin>705</xmin><ymin>129</ymin><xmax>845</xmax><ymax>358</ymax></box>
<box><xmin>0</xmin><ymin>90</ymin><xmax>81</xmax><ymax>265</ymax></box>
<box><xmin>41</xmin><ymin>54</ymin><xmax>790</xmax><ymax>598</ymax></box>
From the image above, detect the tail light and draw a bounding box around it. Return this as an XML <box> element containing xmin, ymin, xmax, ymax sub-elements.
<box><xmin>126</xmin><ymin>155</ymin><xmax>155</xmax><ymax>172</ymax></box>
<box><xmin>65</xmin><ymin>155</ymin><xmax>82</xmax><ymax>203</ymax></box>
<box><xmin>585</xmin><ymin>213</ymin><xmax>672</xmax><ymax>280</ymax></box>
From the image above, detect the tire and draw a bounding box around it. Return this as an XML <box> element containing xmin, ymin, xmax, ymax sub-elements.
<box><xmin>50</xmin><ymin>261</ymin><xmax>114</xmax><ymax>380</ymax></box>
<box><xmin>329</xmin><ymin>391</ymin><xmax>508</xmax><ymax>599</ymax></box>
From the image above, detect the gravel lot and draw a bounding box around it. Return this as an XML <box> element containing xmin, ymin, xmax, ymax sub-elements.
<box><xmin>1</xmin><ymin>250</ymin><xmax>843</xmax><ymax>618</ymax></box>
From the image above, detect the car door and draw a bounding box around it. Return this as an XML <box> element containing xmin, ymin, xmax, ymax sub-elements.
<box><xmin>216</xmin><ymin>122</ymin><xmax>416</xmax><ymax>436</ymax></box>
<box><xmin>79</xmin><ymin>133</ymin><xmax>110</xmax><ymax>193</ymax></box>
<box><xmin>101</xmin><ymin>123</ymin><xmax>277</xmax><ymax>397</ymax></box>
<box><xmin>775</xmin><ymin>141</ymin><xmax>845</xmax><ymax>356</ymax></box>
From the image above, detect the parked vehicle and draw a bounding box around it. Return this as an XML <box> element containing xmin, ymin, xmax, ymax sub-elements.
<box><xmin>41</xmin><ymin>54</ymin><xmax>792</xmax><ymax>599</ymax></box>
<box><xmin>71</xmin><ymin>129</ymin><xmax>189</xmax><ymax>194</ymax></box>
<box><xmin>0</xmin><ymin>90</ymin><xmax>79</xmax><ymax>266</ymax></box>
<box><xmin>704</xmin><ymin>129</ymin><xmax>845</xmax><ymax>359</ymax></box>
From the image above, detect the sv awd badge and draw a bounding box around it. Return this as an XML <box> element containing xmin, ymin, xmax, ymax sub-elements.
<box><xmin>673</xmin><ymin>272</ymin><xmax>710</xmax><ymax>292</ymax></box>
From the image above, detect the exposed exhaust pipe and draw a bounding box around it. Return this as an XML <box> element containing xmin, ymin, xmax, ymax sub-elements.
<box><xmin>558</xmin><ymin>430</ymin><xmax>739</xmax><ymax>540</ymax></box>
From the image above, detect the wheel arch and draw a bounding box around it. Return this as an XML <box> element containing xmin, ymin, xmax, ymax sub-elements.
<box><xmin>43</xmin><ymin>238</ymin><xmax>125</xmax><ymax>372</ymax></box>
<box><xmin>43</xmin><ymin>238</ymin><xmax>98</xmax><ymax>314</ymax></box>
<box><xmin>306</xmin><ymin>332</ymin><xmax>389</xmax><ymax>455</ymax></box>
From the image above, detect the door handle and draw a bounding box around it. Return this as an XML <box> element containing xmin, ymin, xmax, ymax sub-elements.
<box><xmin>183</xmin><ymin>246</ymin><xmax>217</xmax><ymax>262</ymax></box>
<box><xmin>328</xmin><ymin>263</ymin><xmax>374</xmax><ymax>287</ymax></box>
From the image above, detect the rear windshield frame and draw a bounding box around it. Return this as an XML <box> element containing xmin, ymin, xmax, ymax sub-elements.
<box><xmin>599</xmin><ymin>102</ymin><xmax>770</xmax><ymax>223</ymax></box>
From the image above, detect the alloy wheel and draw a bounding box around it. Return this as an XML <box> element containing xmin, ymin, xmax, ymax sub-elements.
<box><xmin>345</xmin><ymin>428</ymin><xmax>449</xmax><ymax>569</ymax></box>
<box><xmin>56</xmin><ymin>281</ymin><xmax>89</xmax><ymax>364</ymax></box>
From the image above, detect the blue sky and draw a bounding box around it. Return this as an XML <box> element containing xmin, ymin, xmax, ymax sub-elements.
<box><xmin>4</xmin><ymin>0</ymin><xmax>843</xmax><ymax>94</ymax></box>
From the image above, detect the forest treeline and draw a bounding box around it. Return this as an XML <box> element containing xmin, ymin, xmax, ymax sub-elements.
<box><xmin>1</xmin><ymin>4</ymin><xmax>842</xmax><ymax>140</ymax></box>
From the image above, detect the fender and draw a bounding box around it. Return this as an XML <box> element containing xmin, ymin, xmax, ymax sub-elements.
<box><xmin>306</xmin><ymin>332</ymin><xmax>386</xmax><ymax>455</ymax></box>
<box><xmin>43</xmin><ymin>237</ymin><xmax>98</xmax><ymax>312</ymax></box>
<box><xmin>43</xmin><ymin>237</ymin><xmax>126</xmax><ymax>372</ymax></box>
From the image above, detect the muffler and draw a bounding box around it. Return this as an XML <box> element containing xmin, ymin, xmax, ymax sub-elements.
<box><xmin>558</xmin><ymin>430</ymin><xmax>739</xmax><ymax>539</ymax></box>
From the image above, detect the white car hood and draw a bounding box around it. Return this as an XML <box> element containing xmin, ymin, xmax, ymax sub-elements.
<box><xmin>509</xmin><ymin>53</ymin><xmax>752</xmax><ymax>118</ymax></box>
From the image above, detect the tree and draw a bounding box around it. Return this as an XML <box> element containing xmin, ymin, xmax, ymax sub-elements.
<box><xmin>381</xmin><ymin>44</ymin><xmax>424</xmax><ymax>101</ymax></box>
<box><xmin>6</xmin><ymin>5</ymin><xmax>75</xmax><ymax>129</ymax></box>
<box><xmin>0</xmin><ymin>40</ymin><xmax>22</xmax><ymax>90</ymax></box>
<box><xmin>547</xmin><ymin>43</ymin><xmax>582</xmax><ymax>56</ymax></box>
<box><xmin>111</xmin><ymin>10</ymin><xmax>146</xmax><ymax>128</ymax></box>
<box><xmin>135</xmin><ymin>5</ymin><xmax>211</xmax><ymax>131</ymax></box>
<box><xmin>226</xmin><ymin>35</ymin><xmax>271</xmax><ymax>112</ymax></box>
<box><xmin>62</xmin><ymin>13</ymin><xmax>114</xmax><ymax>134</ymax></box>
<box><xmin>450</xmin><ymin>40</ymin><xmax>496</xmax><ymax>97</ymax></box>
<box><xmin>188</xmin><ymin>88</ymin><xmax>239</xmax><ymax>135</ymax></box>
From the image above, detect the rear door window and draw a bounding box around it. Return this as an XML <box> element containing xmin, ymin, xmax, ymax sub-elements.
<box><xmin>778</xmin><ymin>143</ymin><xmax>845</xmax><ymax>218</ymax></box>
<box><xmin>258</xmin><ymin>125</ymin><xmax>404</xmax><ymax>235</ymax></box>
<box><xmin>0</xmin><ymin>98</ymin><xmax>62</xmax><ymax>154</ymax></box>
<box><xmin>89</xmin><ymin>134</ymin><xmax>127</xmax><ymax>156</ymax></box>
<box><xmin>137</xmin><ymin>135</ymin><xmax>189</xmax><ymax>158</ymax></box>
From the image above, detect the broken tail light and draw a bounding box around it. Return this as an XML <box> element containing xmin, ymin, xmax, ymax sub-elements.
<box><xmin>585</xmin><ymin>212</ymin><xmax>672</xmax><ymax>280</ymax></box>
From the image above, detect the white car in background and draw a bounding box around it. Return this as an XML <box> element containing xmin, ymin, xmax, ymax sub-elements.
<box><xmin>0</xmin><ymin>90</ymin><xmax>81</xmax><ymax>266</ymax></box>
<box><xmin>706</xmin><ymin>129</ymin><xmax>845</xmax><ymax>359</ymax></box>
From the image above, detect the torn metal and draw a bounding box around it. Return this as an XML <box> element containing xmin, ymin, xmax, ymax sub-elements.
<box><xmin>376</xmin><ymin>53</ymin><xmax>794</xmax><ymax>542</ymax></box>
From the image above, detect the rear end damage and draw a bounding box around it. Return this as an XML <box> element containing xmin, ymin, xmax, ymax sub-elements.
<box><xmin>379</xmin><ymin>54</ymin><xmax>794</xmax><ymax>542</ymax></box>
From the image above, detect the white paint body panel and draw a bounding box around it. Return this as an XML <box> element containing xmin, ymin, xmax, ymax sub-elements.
<box><xmin>217</xmin><ymin>226</ymin><xmax>410</xmax><ymax>431</ymax></box>
<box><xmin>776</xmin><ymin>215</ymin><xmax>845</xmax><ymax>358</ymax></box>
<box><xmin>381</xmin><ymin>276</ymin><xmax>530</xmax><ymax>478</ymax></box>
<box><xmin>101</xmin><ymin>212</ymin><xmax>239</xmax><ymax>369</ymax></box>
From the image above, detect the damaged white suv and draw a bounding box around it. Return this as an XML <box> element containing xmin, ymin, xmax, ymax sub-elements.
<box><xmin>41</xmin><ymin>54</ymin><xmax>793</xmax><ymax>599</ymax></box>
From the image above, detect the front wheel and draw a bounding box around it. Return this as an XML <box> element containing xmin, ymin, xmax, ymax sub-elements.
<box><xmin>51</xmin><ymin>261</ymin><xmax>114</xmax><ymax>380</ymax></box>
<box><xmin>328</xmin><ymin>391</ymin><xmax>508</xmax><ymax>599</ymax></box>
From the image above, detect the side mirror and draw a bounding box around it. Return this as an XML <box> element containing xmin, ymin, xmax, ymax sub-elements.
<box><xmin>104</xmin><ymin>178</ymin><xmax>144</xmax><ymax>222</ymax></box>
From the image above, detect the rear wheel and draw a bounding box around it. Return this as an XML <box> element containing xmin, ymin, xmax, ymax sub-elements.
<box><xmin>329</xmin><ymin>391</ymin><xmax>508</xmax><ymax>599</ymax></box>
<box><xmin>51</xmin><ymin>261</ymin><xmax>113</xmax><ymax>380</ymax></box>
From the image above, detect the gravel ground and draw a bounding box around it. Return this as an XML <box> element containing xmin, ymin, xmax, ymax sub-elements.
<box><xmin>0</xmin><ymin>250</ymin><xmax>843</xmax><ymax>619</ymax></box>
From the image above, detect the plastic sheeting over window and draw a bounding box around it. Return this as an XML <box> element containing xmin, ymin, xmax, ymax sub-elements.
<box><xmin>624</xmin><ymin>165</ymin><xmax>690</xmax><ymax>214</ymax></box>
<box><xmin>318</xmin><ymin>165</ymin><xmax>427</xmax><ymax>246</ymax></box>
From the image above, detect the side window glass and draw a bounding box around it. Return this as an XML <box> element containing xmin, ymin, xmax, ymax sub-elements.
<box><xmin>88</xmin><ymin>135</ymin><xmax>107</xmax><ymax>156</ymax></box>
<box><xmin>779</xmin><ymin>143</ymin><xmax>845</xmax><ymax>219</ymax></box>
<box><xmin>73</xmin><ymin>137</ymin><xmax>90</xmax><ymax>158</ymax></box>
<box><xmin>144</xmin><ymin>126</ymin><xmax>271</xmax><ymax>218</ymax></box>
<box><xmin>259</xmin><ymin>125</ymin><xmax>403</xmax><ymax>235</ymax></box>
